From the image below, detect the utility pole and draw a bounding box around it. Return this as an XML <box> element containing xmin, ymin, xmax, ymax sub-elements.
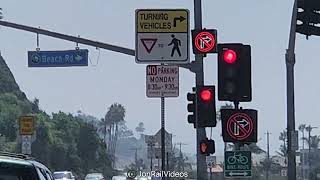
<box><xmin>193</xmin><ymin>0</ymin><xmax>207</xmax><ymax>179</ymax></box>
<box><xmin>302</xmin><ymin>128</ymin><xmax>305</xmax><ymax>180</ymax></box>
<box><xmin>286</xmin><ymin>0</ymin><xmax>298</xmax><ymax>179</ymax></box>
<box><xmin>175</xmin><ymin>142</ymin><xmax>187</xmax><ymax>171</ymax></box>
<box><xmin>266</xmin><ymin>131</ymin><xmax>271</xmax><ymax>180</ymax></box>
<box><xmin>233</xmin><ymin>101</ymin><xmax>242</xmax><ymax>180</ymax></box>
<box><xmin>161</xmin><ymin>95</ymin><xmax>166</xmax><ymax>174</ymax></box>
<box><xmin>150</xmin><ymin>143</ymin><xmax>154</xmax><ymax>171</ymax></box>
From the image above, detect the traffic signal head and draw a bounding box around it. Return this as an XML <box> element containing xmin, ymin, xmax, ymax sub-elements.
<box><xmin>200</xmin><ymin>139</ymin><xmax>215</xmax><ymax>156</ymax></box>
<box><xmin>218</xmin><ymin>43</ymin><xmax>252</xmax><ymax>102</ymax></box>
<box><xmin>187</xmin><ymin>91</ymin><xmax>196</xmax><ymax>127</ymax></box>
<box><xmin>197</xmin><ymin>86</ymin><xmax>216</xmax><ymax>127</ymax></box>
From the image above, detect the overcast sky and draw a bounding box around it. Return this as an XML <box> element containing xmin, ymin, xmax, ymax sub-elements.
<box><xmin>1</xmin><ymin>0</ymin><xmax>319</xmax><ymax>158</ymax></box>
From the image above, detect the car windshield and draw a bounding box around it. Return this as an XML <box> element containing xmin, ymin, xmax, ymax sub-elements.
<box><xmin>86</xmin><ymin>174</ymin><xmax>102</xmax><ymax>179</ymax></box>
<box><xmin>53</xmin><ymin>172</ymin><xmax>71</xmax><ymax>179</ymax></box>
<box><xmin>0</xmin><ymin>162</ymin><xmax>38</xmax><ymax>180</ymax></box>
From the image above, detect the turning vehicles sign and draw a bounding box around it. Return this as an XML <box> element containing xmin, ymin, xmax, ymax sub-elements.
<box><xmin>136</xmin><ymin>9</ymin><xmax>189</xmax><ymax>63</ymax></box>
<box><xmin>221</xmin><ymin>109</ymin><xmax>257</xmax><ymax>143</ymax></box>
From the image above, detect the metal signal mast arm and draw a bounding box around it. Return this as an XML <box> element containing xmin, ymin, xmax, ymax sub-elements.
<box><xmin>0</xmin><ymin>20</ymin><xmax>135</xmax><ymax>56</ymax></box>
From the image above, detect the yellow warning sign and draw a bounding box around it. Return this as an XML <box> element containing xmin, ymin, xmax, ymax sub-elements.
<box><xmin>136</xmin><ymin>9</ymin><xmax>189</xmax><ymax>33</ymax></box>
<box><xmin>19</xmin><ymin>116</ymin><xmax>34</xmax><ymax>135</ymax></box>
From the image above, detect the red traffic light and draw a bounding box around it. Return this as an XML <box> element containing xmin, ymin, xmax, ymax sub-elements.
<box><xmin>200</xmin><ymin>139</ymin><xmax>215</xmax><ymax>155</ymax></box>
<box><xmin>200</xmin><ymin>142</ymin><xmax>208</xmax><ymax>154</ymax></box>
<box><xmin>223</xmin><ymin>49</ymin><xmax>237</xmax><ymax>64</ymax></box>
<box><xmin>200</xmin><ymin>89</ymin><xmax>213</xmax><ymax>102</ymax></box>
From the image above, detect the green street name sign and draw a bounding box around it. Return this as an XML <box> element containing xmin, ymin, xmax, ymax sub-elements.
<box><xmin>224</xmin><ymin>151</ymin><xmax>252</xmax><ymax>178</ymax></box>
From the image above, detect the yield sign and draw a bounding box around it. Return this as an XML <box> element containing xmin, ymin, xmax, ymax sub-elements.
<box><xmin>226</xmin><ymin>113</ymin><xmax>253</xmax><ymax>141</ymax></box>
<box><xmin>141</xmin><ymin>38</ymin><xmax>157</xmax><ymax>54</ymax></box>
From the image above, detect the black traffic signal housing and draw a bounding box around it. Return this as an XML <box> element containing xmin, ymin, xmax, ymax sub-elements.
<box><xmin>197</xmin><ymin>86</ymin><xmax>216</xmax><ymax>128</ymax></box>
<box><xmin>187</xmin><ymin>89</ymin><xmax>196</xmax><ymax>128</ymax></box>
<box><xmin>296</xmin><ymin>0</ymin><xmax>320</xmax><ymax>37</ymax></box>
<box><xmin>218</xmin><ymin>43</ymin><xmax>251</xmax><ymax>102</ymax></box>
<box><xmin>200</xmin><ymin>138</ymin><xmax>215</xmax><ymax>156</ymax></box>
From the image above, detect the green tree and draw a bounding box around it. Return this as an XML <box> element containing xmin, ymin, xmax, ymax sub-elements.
<box><xmin>303</xmin><ymin>135</ymin><xmax>320</xmax><ymax>150</ymax></box>
<box><xmin>277</xmin><ymin>130</ymin><xmax>287</xmax><ymax>166</ymax></box>
<box><xmin>299</xmin><ymin>124</ymin><xmax>307</xmax><ymax>150</ymax></box>
<box><xmin>31</xmin><ymin>113</ymin><xmax>52</xmax><ymax>165</ymax></box>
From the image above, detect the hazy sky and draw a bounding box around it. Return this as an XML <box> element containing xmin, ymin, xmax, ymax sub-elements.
<box><xmin>1</xmin><ymin>0</ymin><xmax>319</xmax><ymax>157</ymax></box>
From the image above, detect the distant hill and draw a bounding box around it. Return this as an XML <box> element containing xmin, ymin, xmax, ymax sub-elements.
<box><xmin>0</xmin><ymin>55</ymin><xmax>28</xmax><ymax>101</ymax></box>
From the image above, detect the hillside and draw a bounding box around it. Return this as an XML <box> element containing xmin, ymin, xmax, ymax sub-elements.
<box><xmin>0</xmin><ymin>55</ymin><xmax>28</xmax><ymax>101</ymax></box>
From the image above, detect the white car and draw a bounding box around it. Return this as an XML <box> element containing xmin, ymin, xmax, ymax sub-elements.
<box><xmin>53</xmin><ymin>171</ymin><xmax>75</xmax><ymax>180</ymax></box>
<box><xmin>111</xmin><ymin>176</ymin><xmax>126</xmax><ymax>180</ymax></box>
<box><xmin>85</xmin><ymin>173</ymin><xmax>105</xmax><ymax>180</ymax></box>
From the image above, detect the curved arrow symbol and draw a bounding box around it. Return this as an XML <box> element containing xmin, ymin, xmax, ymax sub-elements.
<box><xmin>173</xmin><ymin>16</ymin><xmax>186</xmax><ymax>27</ymax></box>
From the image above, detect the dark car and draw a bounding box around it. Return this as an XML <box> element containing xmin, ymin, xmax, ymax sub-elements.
<box><xmin>0</xmin><ymin>152</ymin><xmax>54</xmax><ymax>180</ymax></box>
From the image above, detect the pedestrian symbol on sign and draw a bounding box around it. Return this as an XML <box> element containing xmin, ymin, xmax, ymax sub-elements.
<box><xmin>168</xmin><ymin>34</ymin><xmax>181</xmax><ymax>57</ymax></box>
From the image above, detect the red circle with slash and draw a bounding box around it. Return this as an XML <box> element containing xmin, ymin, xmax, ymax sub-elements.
<box><xmin>226</xmin><ymin>113</ymin><xmax>253</xmax><ymax>140</ymax></box>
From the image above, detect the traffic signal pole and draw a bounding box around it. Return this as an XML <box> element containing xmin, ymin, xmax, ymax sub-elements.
<box><xmin>233</xmin><ymin>101</ymin><xmax>242</xmax><ymax>180</ymax></box>
<box><xmin>286</xmin><ymin>0</ymin><xmax>298</xmax><ymax>180</ymax></box>
<box><xmin>0</xmin><ymin>20</ymin><xmax>135</xmax><ymax>56</ymax></box>
<box><xmin>193</xmin><ymin>0</ymin><xmax>207</xmax><ymax>179</ymax></box>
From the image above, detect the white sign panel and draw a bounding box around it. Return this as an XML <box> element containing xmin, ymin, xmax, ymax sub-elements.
<box><xmin>146</xmin><ymin>65</ymin><xmax>179</xmax><ymax>97</ymax></box>
<box><xmin>206</xmin><ymin>156</ymin><xmax>216</xmax><ymax>168</ymax></box>
<box><xmin>21</xmin><ymin>135</ymin><xmax>32</xmax><ymax>154</ymax></box>
<box><xmin>136</xmin><ymin>9</ymin><xmax>189</xmax><ymax>63</ymax></box>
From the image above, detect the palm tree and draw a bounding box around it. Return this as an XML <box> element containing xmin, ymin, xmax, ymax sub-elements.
<box><xmin>135</xmin><ymin>122</ymin><xmax>145</xmax><ymax>138</ymax></box>
<box><xmin>98</xmin><ymin>118</ymin><xmax>107</xmax><ymax>147</ymax></box>
<box><xmin>277</xmin><ymin>130</ymin><xmax>287</xmax><ymax>165</ymax></box>
<box><xmin>101</xmin><ymin>103</ymin><xmax>126</xmax><ymax>168</ymax></box>
<box><xmin>303</xmin><ymin>135</ymin><xmax>320</xmax><ymax>150</ymax></box>
<box><xmin>299</xmin><ymin>124</ymin><xmax>306</xmax><ymax>150</ymax></box>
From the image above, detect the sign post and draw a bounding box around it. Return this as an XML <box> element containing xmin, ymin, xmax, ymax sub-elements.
<box><xmin>224</xmin><ymin>151</ymin><xmax>252</xmax><ymax>178</ymax></box>
<box><xmin>135</xmin><ymin>9</ymin><xmax>189</xmax><ymax>63</ymax></box>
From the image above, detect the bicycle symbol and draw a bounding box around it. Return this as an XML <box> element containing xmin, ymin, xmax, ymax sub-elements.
<box><xmin>227</xmin><ymin>153</ymin><xmax>248</xmax><ymax>165</ymax></box>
